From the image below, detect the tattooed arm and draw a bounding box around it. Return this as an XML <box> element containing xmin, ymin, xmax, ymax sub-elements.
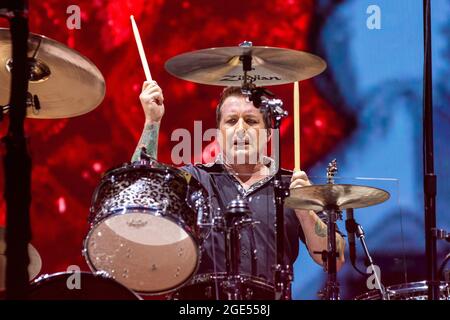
<box><xmin>295</xmin><ymin>209</ymin><xmax>346</xmax><ymax>270</ymax></box>
<box><xmin>132</xmin><ymin>81</ymin><xmax>165</xmax><ymax>161</ymax></box>
<box><xmin>290</xmin><ymin>170</ymin><xmax>346</xmax><ymax>270</ymax></box>
<box><xmin>131</xmin><ymin>122</ymin><xmax>161</xmax><ymax>161</ymax></box>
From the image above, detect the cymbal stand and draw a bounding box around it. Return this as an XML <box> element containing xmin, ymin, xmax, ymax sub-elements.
<box><xmin>0</xmin><ymin>0</ymin><xmax>32</xmax><ymax>299</ymax></box>
<box><xmin>317</xmin><ymin>160</ymin><xmax>341</xmax><ymax>300</ymax></box>
<box><xmin>346</xmin><ymin>208</ymin><xmax>388</xmax><ymax>300</ymax></box>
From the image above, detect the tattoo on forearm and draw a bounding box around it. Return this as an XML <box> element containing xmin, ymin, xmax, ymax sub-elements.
<box><xmin>312</xmin><ymin>217</ymin><xmax>345</xmax><ymax>260</ymax></box>
<box><xmin>131</xmin><ymin>122</ymin><xmax>160</xmax><ymax>161</ymax></box>
<box><xmin>314</xmin><ymin>219</ymin><xmax>327</xmax><ymax>238</ymax></box>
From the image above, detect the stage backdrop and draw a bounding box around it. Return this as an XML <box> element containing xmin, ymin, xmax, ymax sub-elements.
<box><xmin>0</xmin><ymin>0</ymin><xmax>448</xmax><ymax>299</ymax></box>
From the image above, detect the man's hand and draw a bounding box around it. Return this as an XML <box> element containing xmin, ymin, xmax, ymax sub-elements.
<box><xmin>132</xmin><ymin>81</ymin><xmax>164</xmax><ymax>161</ymax></box>
<box><xmin>140</xmin><ymin>80</ymin><xmax>164</xmax><ymax>123</ymax></box>
<box><xmin>290</xmin><ymin>170</ymin><xmax>312</xmax><ymax>189</ymax></box>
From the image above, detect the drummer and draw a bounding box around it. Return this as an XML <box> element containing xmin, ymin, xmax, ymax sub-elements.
<box><xmin>132</xmin><ymin>81</ymin><xmax>345</xmax><ymax>286</ymax></box>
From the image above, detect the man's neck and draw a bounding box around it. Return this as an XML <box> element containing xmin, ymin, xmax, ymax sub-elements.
<box><xmin>224</xmin><ymin>162</ymin><xmax>269</xmax><ymax>184</ymax></box>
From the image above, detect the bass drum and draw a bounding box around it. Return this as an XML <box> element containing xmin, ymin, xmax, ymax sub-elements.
<box><xmin>355</xmin><ymin>281</ymin><xmax>450</xmax><ymax>300</ymax></box>
<box><xmin>173</xmin><ymin>273</ymin><xmax>275</xmax><ymax>300</ymax></box>
<box><xmin>84</xmin><ymin>161</ymin><xmax>210</xmax><ymax>295</ymax></box>
<box><xmin>28</xmin><ymin>271</ymin><xmax>141</xmax><ymax>300</ymax></box>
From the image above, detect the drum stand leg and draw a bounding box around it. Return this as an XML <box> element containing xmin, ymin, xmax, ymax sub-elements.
<box><xmin>224</xmin><ymin>223</ymin><xmax>243</xmax><ymax>300</ymax></box>
<box><xmin>354</xmin><ymin>219</ymin><xmax>388</xmax><ymax>300</ymax></box>
<box><xmin>221</xmin><ymin>197</ymin><xmax>257</xmax><ymax>300</ymax></box>
<box><xmin>316</xmin><ymin>206</ymin><xmax>341</xmax><ymax>300</ymax></box>
<box><xmin>346</xmin><ymin>209</ymin><xmax>388</xmax><ymax>300</ymax></box>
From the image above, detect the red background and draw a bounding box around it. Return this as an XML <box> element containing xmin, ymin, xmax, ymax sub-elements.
<box><xmin>0</xmin><ymin>0</ymin><xmax>349</xmax><ymax>288</ymax></box>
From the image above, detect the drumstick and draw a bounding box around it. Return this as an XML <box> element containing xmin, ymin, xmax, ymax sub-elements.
<box><xmin>130</xmin><ymin>15</ymin><xmax>152</xmax><ymax>81</ymax></box>
<box><xmin>294</xmin><ymin>81</ymin><xmax>301</xmax><ymax>171</ymax></box>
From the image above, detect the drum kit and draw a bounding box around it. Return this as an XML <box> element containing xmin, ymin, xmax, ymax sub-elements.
<box><xmin>0</xmin><ymin>24</ymin><xmax>448</xmax><ymax>300</ymax></box>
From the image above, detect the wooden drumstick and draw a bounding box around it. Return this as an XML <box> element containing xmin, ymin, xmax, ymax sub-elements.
<box><xmin>294</xmin><ymin>81</ymin><xmax>301</xmax><ymax>171</ymax></box>
<box><xmin>130</xmin><ymin>15</ymin><xmax>152</xmax><ymax>81</ymax></box>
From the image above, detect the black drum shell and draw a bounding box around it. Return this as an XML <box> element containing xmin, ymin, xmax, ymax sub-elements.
<box><xmin>89</xmin><ymin>162</ymin><xmax>210</xmax><ymax>239</ymax></box>
<box><xmin>27</xmin><ymin>271</ymin><xmax>141</xmax><ymax>300</ymax></box>
<box><xmin>173</xmin><ymin>273</ymin><xmax>275</xmax><ymax>300</ymax></box>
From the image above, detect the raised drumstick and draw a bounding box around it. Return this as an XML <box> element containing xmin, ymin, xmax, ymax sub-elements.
<box><xmin>294</xmin><ymin>81</ymin><xmax>301</xmax><ymax>171</ymax></box>
<box><xmin>130</xmin><ymin>15</ymin><xmax>152</xmax><ymax>81</ymax></box>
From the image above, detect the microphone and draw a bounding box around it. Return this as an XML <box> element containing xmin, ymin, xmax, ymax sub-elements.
<box><xmin>345</xmin><ymin>208</ymin><xmax>357</xmax><ymax>266</ymax></box>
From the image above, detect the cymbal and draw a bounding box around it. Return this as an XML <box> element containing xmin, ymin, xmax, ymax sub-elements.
<box><xmin>0</xmin><ymin>28</ymin><xmax>105</xmax><ymax>119</ymax></box>
<box><xmin>0</xmin><ymin>227</ymin><xmax>42</xmax><ymax>290</ymax></box>
<box><xmin>285</xmin><ymin>184</ymin><xmax>390</xmax><ymax>211</ymax></box>
<box><xmin>165</xmin><ymin>45</ymin><xmax>327</xmax><ymax>86</ymax></box>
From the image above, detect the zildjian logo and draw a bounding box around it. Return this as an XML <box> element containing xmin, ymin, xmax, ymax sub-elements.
<box><xmin>220</xmin><ymin>75</ymin><xmax>282</xmax><ymax>82</ymax></box>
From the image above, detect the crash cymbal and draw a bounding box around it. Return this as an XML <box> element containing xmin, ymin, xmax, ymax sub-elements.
<box><xmin>165</xmin><ymin>45</ymin><xmax>326</xmax><ymax>86</ymax></box>
<box><xmin>285</xmin><ymin>184</ymin><xmax>390</xmax><ymax>211</ymax></box>
<box><xmin>0</xmin><ymin>227</ymin><xmax>42</xmax><ymax>290</ymax></box>
<box><xmin>0</xmin><ymin>28</ymin><xmax>105</xmax><ymax>119</ymax></box>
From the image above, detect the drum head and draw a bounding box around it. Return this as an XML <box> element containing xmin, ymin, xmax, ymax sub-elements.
<box><xmin>28</xmin><ymin>272</ymin><xmax>141</xmax><ymax>300</ymax></box>
<box><xmin>85</xmin><ymin>211</ymin><xmax>199</xmax><ymax>294</ymax></box>
<box><xmin>173</xmin><ymin>273</ymin><xmax>275</xmax><ymax>300</ymax></box>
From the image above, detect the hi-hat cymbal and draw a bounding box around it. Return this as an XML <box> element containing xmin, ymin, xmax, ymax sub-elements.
<box><xmin>285</xmin><ymin>184</ymin><xmax>390</xmax><ymax>211</ymax></box>
<box><xmin>0</xmin><ymin>28</ymin><xmax>105</xmax><ymax>119</ymax></box>
<box><xmin>0</xmin><ymin>228</ymin><xmax>42</xmax><ymax>290</ymax></box>
<box><xmin>165</xmin><ymin>45</ymin><xmax>327</xmax><ymax>86</ymax></box>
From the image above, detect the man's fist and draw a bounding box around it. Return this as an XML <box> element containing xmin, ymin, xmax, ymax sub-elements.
<box><xmin>139</xmin><ymin>80</ymin><xmax>165</xmax><ymax>123</ymax></box>
<box><xmin>290</xmin><ymin>170</ymin><xmax>312</xmax><ymax>189</ymax></box>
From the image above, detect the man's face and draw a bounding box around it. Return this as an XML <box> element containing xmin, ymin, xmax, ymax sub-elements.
<box><xmin>218</xmin><ymin>95</ymin><xmax>269</xmax><ymax>165</ymax></box>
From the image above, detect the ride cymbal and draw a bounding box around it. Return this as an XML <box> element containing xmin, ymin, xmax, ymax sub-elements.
<box><xmin>165</xmin><ymin>45</ymin><xmax>326</xmax><ymax>87</ymax></box>
<box><xmin>285</xmin><ymin>184</ymin><xmax>390</xmax><ymax>211</ymax></box>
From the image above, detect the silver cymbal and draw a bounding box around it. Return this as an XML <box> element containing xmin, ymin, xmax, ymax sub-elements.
<box><xmin>0</xmin><ymin>227</ymin><xmax>42</xmax><ymax>290</ymax></box>
<box><xmin>285</xmin><ymin>184</ymin><xmax>390</xmax><ymax>211</ymax></box>
<box><xmin>0</xmin><ymin>28</ymin><xmax>105</xmax><ymax>119</ymax></box>
<box><xmin>165</xmin><ymin>45</ymin><xmax>327</xmax><ymax>86</ymax></box>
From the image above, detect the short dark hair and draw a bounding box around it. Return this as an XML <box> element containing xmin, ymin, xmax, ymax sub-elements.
<box><xmin>215</xmin><ymin>86</ymin><xmax>271</xmax><ymax>129</ymax></box>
